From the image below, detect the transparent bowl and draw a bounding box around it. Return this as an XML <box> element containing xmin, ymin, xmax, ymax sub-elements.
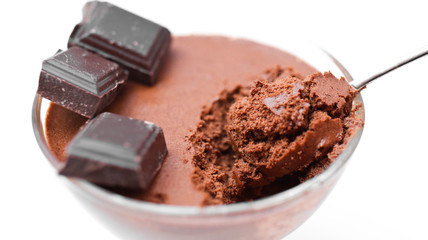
<box><xmin>32</xmin><ymin>38</ymin><xmax>364</xmax><ymax>240</ymax></box>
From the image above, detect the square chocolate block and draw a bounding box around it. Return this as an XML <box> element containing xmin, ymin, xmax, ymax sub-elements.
<box><xmin>68</xmin><ymin>1</ymin><xmax>171</xmax><ymax>85</ymax></box>
<box><xmin>60</xmin><ymin>112</ymin><xmax>168</xmax><ymax>190</ymax></box>
<box><xmin>37</xmin><ymin>46</ymin><xmax>127</xmax><ymax>118</ymax></box>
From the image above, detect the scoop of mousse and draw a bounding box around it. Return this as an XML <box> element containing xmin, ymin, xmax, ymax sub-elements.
<box><xmin>226</xmin><ymin>72</ymin><xmax>359</xmax><ymax>189</ymax></box>
<box><xmin>189</xmin><ymin>68</ymin><xmax>361</xmax><ymax>205</ymax></box>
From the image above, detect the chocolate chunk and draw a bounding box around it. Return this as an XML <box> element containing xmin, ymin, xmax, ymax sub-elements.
<box><xmin>37</xmin><ymin>46</ymin><xmax>127</xmax><ymax>118</ymax></box>
<box><xmin>68</xmin><ymin>1</ymin><xmax>171</xmax><ymax>85</ymax></box>
<box><xmin>60</xmin><ymin>112</ymin><xmax>168</xmax><ymax>190</ymax></box>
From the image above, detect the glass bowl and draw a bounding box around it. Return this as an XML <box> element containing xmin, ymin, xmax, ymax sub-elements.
<box><xmin>32</xmin><ymin>36</ymin><xmax>364</xmax><ymax>240</ymax></box>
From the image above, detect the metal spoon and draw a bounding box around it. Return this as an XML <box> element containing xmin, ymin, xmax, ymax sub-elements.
<box><xmin>350</xmin><ymin>45</ymin><xmax>428</xmax><ymax>90</ymax></box>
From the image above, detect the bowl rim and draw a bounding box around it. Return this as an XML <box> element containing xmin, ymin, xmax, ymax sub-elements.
<box><xmin>32</xmin><ymin>39</ymin><xmax>364</xmax><ymax>218</ymax></box>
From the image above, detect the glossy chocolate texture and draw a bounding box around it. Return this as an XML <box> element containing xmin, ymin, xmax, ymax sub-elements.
<box><xmin>60</xmin><ymin>112</ymin><xmax>168</xmax><ymax>190</ymax></box>
<box><xmin>68</xmin><ymin>1</ymin><xmax>171</xmax><ymax>85</ymax></box>
<box><xmin>37</xmin><ymin>46</ymin><xmax>127</xmax><ymax>118</ymax></box>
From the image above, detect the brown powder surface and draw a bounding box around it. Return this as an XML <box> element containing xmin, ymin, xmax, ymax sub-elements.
<box><xmin>46</xmin><ymin>105</ymin><xmax>88</xmax><ymax>161</ymax></box>
<box><xmin>189</xmin><ymin>70</ymin><xmax>362</xmax><ymax>205</ymax></box>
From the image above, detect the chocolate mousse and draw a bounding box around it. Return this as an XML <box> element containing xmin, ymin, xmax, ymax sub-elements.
<box><xmin>45</xmin><ymin>36</ymin><xmax>363</xmax><ymax>205</ymax></box>
<box><xmin>189</xmin><ymin>70</ymin><xmax>361</xmax><ymax>204</ymax></box>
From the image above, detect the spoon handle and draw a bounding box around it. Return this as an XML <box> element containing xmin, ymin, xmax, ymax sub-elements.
<box><xmin>351</xmin><ymin>45</ymin><xmax>428</xmax><ymax>90</ymax></box>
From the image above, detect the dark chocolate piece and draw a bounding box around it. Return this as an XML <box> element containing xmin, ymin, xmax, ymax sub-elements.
<box><xmin>68</xmin><ymin>1</ymin><xmax>171</xmax><ymax>85</ymax></box>
<box><xmin>37</xmin><ymin>46</ymin><xmax>127</xmax><ymax>118</ymax></box>
<box><xmin>60</xmin><ymin>112</ymin><xmax>168</xmax><ymax>190</ymax></box>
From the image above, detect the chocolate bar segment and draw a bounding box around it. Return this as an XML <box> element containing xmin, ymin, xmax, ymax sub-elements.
<box><xmin>60</xmin><ymin>112</ymin><xmax>168</xmax><ymax>190</ymax></box>
<box><xmin>37</xmin><ymin>46</ymin><xmax>127</xmax><ymax>118</ymax></box>
<box><xmin>68</xmin><ymin>1</ymin><xmax>171</xmax><ymax>85</ymax></box>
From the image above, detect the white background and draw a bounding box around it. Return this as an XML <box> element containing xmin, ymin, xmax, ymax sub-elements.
<box><xmin>1</xmin><ymin>0</ymin><xmax>428</xmax><ymax>239</ymax></box>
